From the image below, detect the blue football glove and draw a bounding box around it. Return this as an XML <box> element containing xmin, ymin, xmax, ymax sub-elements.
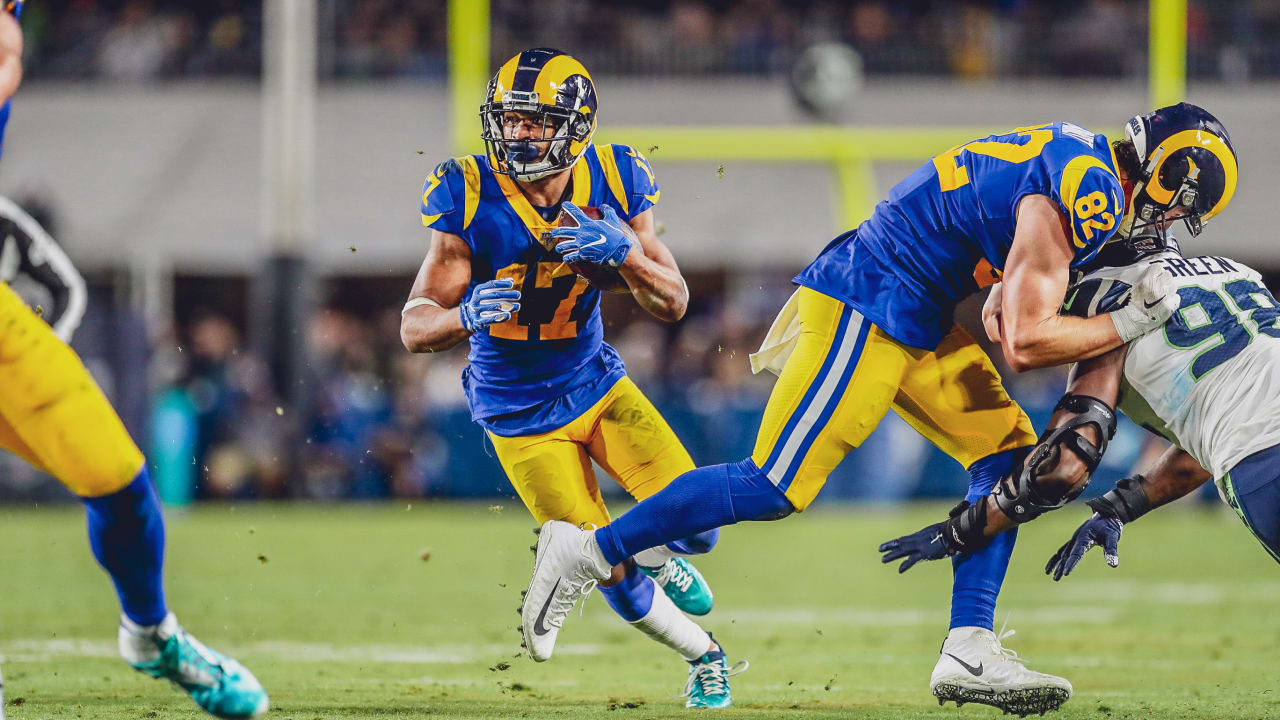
<box><xmin>550</xmin><ymin>202</ymin><xmax>634</xmax><ymax>268</ymax></box>
<box><xmin>459</xmin><ymin>278</ymin><xmax>520</xmax><ymax>333</ymax></box>
<box><xmin>1044</xmin><ymin>512</ymin><xmax>1123</xmax><ymax>581</ymax></box>
<box><xmin>879</xmin><ymin>521</ymin><xmax>954</xmax><ymax>574</ymax></box>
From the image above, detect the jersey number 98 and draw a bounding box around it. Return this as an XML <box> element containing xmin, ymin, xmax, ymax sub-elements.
<box><xmin>1165</xmin><ymin>280</ymin><xmax>1280</xmax><ymax>380</ymax></box>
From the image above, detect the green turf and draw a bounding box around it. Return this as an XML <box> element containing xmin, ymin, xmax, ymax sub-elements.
<box><xmin>0</xmin><ymin>501</ymin><xmax>1277</xmax><ymax>719</ymax></box>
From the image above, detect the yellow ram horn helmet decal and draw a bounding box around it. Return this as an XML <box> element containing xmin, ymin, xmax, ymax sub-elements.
<box><xmin>1143</xmin><ymin>129</ymin><xmax>1238</xmax><ymax>222</ymax></box>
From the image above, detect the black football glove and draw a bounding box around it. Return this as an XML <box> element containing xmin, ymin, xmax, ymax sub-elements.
<box><xmin>879</xmin><ymin>521</ymin><xmax>953</xmax><ymax>573</ymax></box>
<box><xmin>1044</xmin><ymin>512</ymin><xmax>1123</xmax><ymax>581</ymax></box>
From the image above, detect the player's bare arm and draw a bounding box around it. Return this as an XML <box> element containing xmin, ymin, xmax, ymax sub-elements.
<box><xmin>1127</xmin><ymin>444</ymin><xmax>1214</xmax><ymax>508</ymax></box>
<box><xmin>618</xmin><ymin>208</ymin><xmax>688</xmax><ymax>322</ymax></box>
<box><xmin>881</xmin><ymin>344</ymin><xmax>1126</xmax><ymax>572</ymax></box>
<box><xmin>0</xmin><ymin>11</ymin><xmax>22</xmax><ymax>106</ymax></box>
<box><xmin>999</xmin><ymin>196</ymin><xmax>1130</xmax><ymax>371</ymax></box>
<box><xmin>400</xmin><ymin>230</ymin><xmax>477</xmax><ymax>353</ymax></box>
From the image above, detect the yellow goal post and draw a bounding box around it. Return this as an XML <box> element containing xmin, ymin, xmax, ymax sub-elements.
<box><xmin>448</xmin><ymin>0</ymin><xmax>1186</xmax><ymax>230</ymax></box>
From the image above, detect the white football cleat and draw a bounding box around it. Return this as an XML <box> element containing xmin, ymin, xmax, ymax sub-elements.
<box><xmin>519</xmin><ymin>520</ymin><xmax>611</xmax><ymax>662</ymax></box>
<box><xmin>930</xmin><ymin>626</ymin><xmax>1071</xmax><ymax>717</ymax></box>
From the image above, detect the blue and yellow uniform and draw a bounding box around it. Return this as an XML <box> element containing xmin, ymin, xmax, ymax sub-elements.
<box><xmin>0</xmin><ymin>0</ymin><xmax>144</xmax><ymax>498</ymax></box>
<box><xmin>422</xmin><ymin>144</ymin><xmax>693</xmax><ymax>526</ymax></box>
<box><xmin>758</xmin><ymin>122</ymin><xmax>1124</xmax><ymax>510</ymax></box>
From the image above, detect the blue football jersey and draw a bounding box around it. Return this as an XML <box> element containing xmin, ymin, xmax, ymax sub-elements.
<box><xmin>420</xmin><ymin>143</ymin><xmax>659</xmax><ymax>436</ymax></box>
<box><xmin>795</xmin><ymin>122</ymin><xmax>1125</xmax><ymax>350</ymax></box>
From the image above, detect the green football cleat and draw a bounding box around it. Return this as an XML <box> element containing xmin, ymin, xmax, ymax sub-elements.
<box><xmin>641</xmin><ymin>557</ymin><xmax>714</xmax><ymax>616</ymax></box>
<box><xmin>121</xmin><ymin>614</ymin><xmax>268</xmax><ymax>719</ymax></box>
<box><xmin>682</xmin><ymin>635</ymin><xmax>747</xmax><ymax>709</ymax></box>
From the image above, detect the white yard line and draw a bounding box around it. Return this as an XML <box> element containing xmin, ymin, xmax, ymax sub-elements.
<box><xmin>0</xmin><ymin>640</ymin><xmax>601</xmax><ymax>665</ymax></box>
<box><xmin>600</xmin><ymin>605</ymin><xmax>1119</xmax><ymax>627</ymax></box>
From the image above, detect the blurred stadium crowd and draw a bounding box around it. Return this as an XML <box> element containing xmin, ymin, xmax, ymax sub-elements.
<box><xmin>17</xmin><ymin>0</ymin><xmax>1280</xmax><ymax>82</ymax></box>
<box><xmin>121</xmin><ymin>285</ymin><xmax>1159</xmax><ymax>505</ymax></box>
<box><xmin>2</xmin><ymin>258</ymin><xmax>1160</xmax><ymax>507</ymax></box>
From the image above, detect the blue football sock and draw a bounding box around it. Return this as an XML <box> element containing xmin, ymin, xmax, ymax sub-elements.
<box><xmin>667</xmin><ymin>528</ymin><xmax>719</xmax><ymax>556</ymax></box>
<box><xmin>595</xmin><ymin>458</ymin><xmax>792</xmax><ymax>567</ymax></box>
<box><xmin>949</xmin><ymin>448</ymin><xmax>1027</xmax><ymax>630</ymax></box>
<box><xmin>598</xmin><ymin>562</ymin><xmax>655</xmax><ymax>622</ymax></box>
<box><xmin>82</xmin><ymin>467</ymin><xmax>168</xmax><ymax>626</ymax></box>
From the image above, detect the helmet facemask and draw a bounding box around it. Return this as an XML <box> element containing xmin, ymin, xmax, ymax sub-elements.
<box><xmin>481</xmin><ymin>89</ymin><xmax>594</xmax><ymax>182</ymax></box>
<box><xmin>1127</xmin><ymin>145</ymin><xmax>1212</xmax><ymax>240</ymax></box>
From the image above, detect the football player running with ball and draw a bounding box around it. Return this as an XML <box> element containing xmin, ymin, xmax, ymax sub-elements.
<box><xmin>523</xmin><ymin>103</ymin><xmax>1237</xmax><ymax>715</ymax></box>
<box><xmin>401</xmin><ymin>48</ymin><xmax>742</xmax><ymax>707</ymax></box>
<box><xmin>0</xmin><ymin>3</ymin><xmax>267</xmax><ymax>718</ymax></box>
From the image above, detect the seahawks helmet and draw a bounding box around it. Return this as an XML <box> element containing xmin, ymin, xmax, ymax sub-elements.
<box><xmin>1123</xmin><ymin>102</ymin><xmax>1237</xmax><ymax>240</ymax></box>
<box><xmin>481</xmin><ymin>48</ymin><xmax>597</xmax><ymax>182</ymax></box>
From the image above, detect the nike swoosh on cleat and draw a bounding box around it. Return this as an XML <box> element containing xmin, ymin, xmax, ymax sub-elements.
<box><xmin>533</xmin><ymin>578</ymin><xmax>561</xmax><ymax>636</ymax></box>
<box><xmin>1143</xmin><ymin>298</ymin><xmax>1163</xmax><ymax>309</ymax></box>
<box><xmin>944</xmin><ymin>652</ymin><xmax>984</xmax><ymax>676</ymax></box>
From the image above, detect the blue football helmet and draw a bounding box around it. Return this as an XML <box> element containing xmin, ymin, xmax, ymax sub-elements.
<box><xmin>1123</xmin><ymin>102</ymin><xmax>1237</xmax><ymax>240</ymax></box>
<box><xmin>480</xmin><ymin>48</ymin><xmax>598</xmax><ymax>182</ymax></box>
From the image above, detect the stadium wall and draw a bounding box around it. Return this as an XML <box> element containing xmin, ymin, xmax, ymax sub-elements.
<box><xmin>2</xmin><ymin>78</ymin><xmax>1277</xmax><ymax>275</ymax></box>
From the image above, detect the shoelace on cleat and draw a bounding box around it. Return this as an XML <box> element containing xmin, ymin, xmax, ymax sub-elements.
<box><xmin>655</xmin><ymin>559</ymin><xmax>695</xmax><ymax>593</ymax></box>
<box><xmin>171</xmin><ymin>631</ymin><xmax>228</xmax><ymax>690</ymax></box>
<box><xmin>681</xmin><ymin>659</ymin><xmax>749</xmax><ymax>699</ymax></box>
<box><xmin>537</xmin><ymin>522</ymin><xmax>609</xmax><ymax>631</ymax></box>
<box><xmin>544</xmin><ymin>578</ymin><xmax>599</xmax><ymax>630</ymax></box>
<box><xmin>990</xmin><ymin>616</ymin><xmax>1052</xmax><ymax>674</ymax></box>
<box><xmin>989</xmin><ymin>614</ymin><xmax>1028</xmax><ymax>667</ymax></box>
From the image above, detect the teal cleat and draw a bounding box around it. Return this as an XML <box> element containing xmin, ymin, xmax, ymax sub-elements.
<box><xmin>641</xmin><ymin>557</ymin><xmax>714</xmax><ymax>616</ymax></box>
<box><xmin>682</xmin><ymin>635</ymin><xmax>748</xmax><ymax>709</ymax></box>
<box><xmin>120</xmin><ymin>614</ymin><xmax>269</xmax><ymax>719</ymax></box>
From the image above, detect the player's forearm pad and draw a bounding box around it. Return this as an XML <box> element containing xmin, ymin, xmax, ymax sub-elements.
<box><xmin>941</xmin><ymin>498</ymin><xmax>993</xmax><ymax>555</ymax></box>
<box><xmin>1086</xmin><ymin>474</ymin><xmax>1153</xmax><ymax>523</ymax></box>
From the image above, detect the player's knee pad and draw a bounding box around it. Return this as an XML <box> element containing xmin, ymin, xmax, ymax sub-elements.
<box><xmin>667</xmin><ymin>528</ymin><xmax>719</xmax><ymax>556</ymax></box>
<box><xmin>728</xmin><ymin>458</ymin><xmax>795</xmax><ymax>522</ymax></box>
<box><xmin>992</xmin><ymin>394</ymin><xmax>1117</xmax><ymax>524</ymax></box>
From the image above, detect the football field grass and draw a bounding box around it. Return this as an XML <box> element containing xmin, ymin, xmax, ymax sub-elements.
<box><xmin>0</xmin><ymin>501</ymin><xmax>1277</xmax><ymax>719</ymax></box>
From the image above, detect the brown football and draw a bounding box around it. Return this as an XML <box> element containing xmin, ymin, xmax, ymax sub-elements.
<box><xmin>539</xmin><ymin>205</ymin><xmax>640</xmax><ymax>294</ymax></box>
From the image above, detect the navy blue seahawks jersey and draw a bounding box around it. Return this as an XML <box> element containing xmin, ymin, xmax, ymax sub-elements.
<box><xmin>796</xmin><ymin>122</ymin><xmax>1125</xmax><ymax>350</ymax></box>
<box><xmin>421</xmin><ymin>143</ymin><xmax>659</xmax><ymax>436</ymax></box>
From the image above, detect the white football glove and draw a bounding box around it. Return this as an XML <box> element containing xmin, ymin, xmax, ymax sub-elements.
<box><xmin>1109</xmin><ymin>263</ymin><xmax>1180</xmax><ymax>342</ymax></box>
